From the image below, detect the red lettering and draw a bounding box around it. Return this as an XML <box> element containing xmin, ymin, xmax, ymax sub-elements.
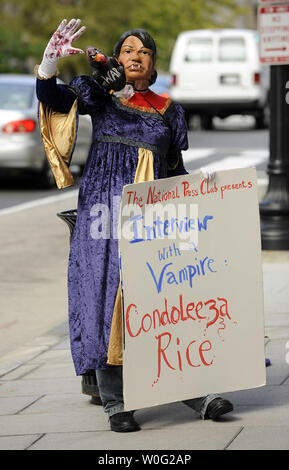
<box><xmin>146</xmin><ymin>185</ymin><xmax>155</xmax><ymax>204</ymax></box>
<box><xmin>186</xmin><ymin>340</ymin><xmax>201</xmax><ymax>367</ymax></box>
<box><xmin>171</xmin><ymin>306</ymin><xmax>180</xmax><ymax>324</ymax></box>
<box><xmin>176</xmin><ymin>337</ymin><xmax>182</xmax><ymax>371</ymax></box>
<box><xmin>220</xmin><ymin>180</ymin><xmax>252</xmax><ymax>199</ymax></box>
<box><xmin>153</xmin><ymin>333</ymin><xmax>215</xmax><ymax>384</ymax></box>
<box><xmin>142</xmin><ymin>313</ymin><xmax>152</xmax><ymax>333</ymax></box>
<box><xmin>179</xmin><ymin>295</ymin><xmax>187</xmax><ymax>321</ymax></box>
<box><xmin>186</xmin><ymin>302</ymin><xmax>196</xmax><ymax>320</ymax></box>
<box><xmin>195</xmin><ymin>301</ymin><xmax>205</xmax><ymax>319</ymax></box>
<box><xmin>126</xmin><ymin>304</ymin><xmax>141</xmax><ymax>337</ymax></box>
<box><xmin>153</xmin><ymin>308</ymin><xmax>162</xmax><ymax>329</ymax></box>
<box><xmin>155</xmin><ymin>332</ymin><xmax>176</xmax><ymax>378</ymax></box>
<box><xmin>218</xmin><ymin>297</ymin><xmax>231</xmax><ymax>320</ymax></box>
<box><xmin>126</xmin><ymin>296</ymin><xmax>230</xmax><ymax>337</ymax></box>
<box><xmin>221</xmin><ymin>185</ymin><xmax>226</xmax><ymax>199</ymax></box>
<box><xmin>205</xmin><ymin>299</ymin><xmax>219</xmax><ymax>328</ymax></box>
<box><xmin>161</xmin><ymin>298</ymin><xmax>171</xmax><ymax>326</ymax></box>
<box><xmin>200</xmin><ymin>179</ymin><xmax>218</xmax><ymax>195</ymax></box>
<box><xmin>199</xmin><ymin>340</ymin><xmax>213</xmax><ymax>366</ymax></box>
<box><xmin>200</xmin><ymin>179</ymin><xmax>207</xmax><ymax>195</ymax></box>
<box><xmin>127</xmin><ymin>191</ymin><xmax>134</xmax><ymax>204</ymax></box>
<box><xmin>182</xmin><ymin>181</ymin><xmax>190</xmax><ymax>196</ymax></box>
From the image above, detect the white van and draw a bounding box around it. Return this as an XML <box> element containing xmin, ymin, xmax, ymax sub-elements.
<box><xmin>169</xmin><ymin>29</ymin><xmax>269</xmax><ymax>129</ymax></box>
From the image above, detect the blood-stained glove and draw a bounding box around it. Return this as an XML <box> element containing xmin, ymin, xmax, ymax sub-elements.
<box><xmin>200</xmin><ymin>166</ymin><xmax>216</xmax><ymax>181</ymax></box>
<box><xmin>37</xmin><ymin>19</ymin><xmax>86</xmax><ymax>79</ymax></box>
<box><xmin>86</xmin><ymin>46</ymin><xmax>126</xmax><ymax>91</ymax></box>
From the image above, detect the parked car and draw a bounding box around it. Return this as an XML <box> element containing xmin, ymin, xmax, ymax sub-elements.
<box><xmin>169</xmin><ymin>29</ymin><xmax>270</xmax><ymax>130</ymax></box>
<box><xmin>0</xmin><ymin>74</ymin><xmax>92</xmax><ymax>187</ymax></box>
<box><xmin>150</xmin><ymin>73</ymin><xmax>171</xmax><ymax>98</ymax></box>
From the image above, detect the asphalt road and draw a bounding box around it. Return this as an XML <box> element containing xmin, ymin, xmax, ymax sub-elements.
<box><xmin>0</xmin><ymin>115</ymin><xmax>269</xmax><ymax>212</ymax></box>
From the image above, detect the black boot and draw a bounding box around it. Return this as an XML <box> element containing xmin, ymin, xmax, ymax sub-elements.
<box><xmin>204</xmin><ymin>398</ymin><xmax>233</xmax><ymax>420</ymax></box>
<box><xmin>109</xmin><ymin>412</ymin><xmax>141</xmax><ymax>432</ymax></box>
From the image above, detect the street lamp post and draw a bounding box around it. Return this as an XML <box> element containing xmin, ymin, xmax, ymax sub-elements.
<box><xmin>259</xmin><ymin>64</ymin><xmax>289</xmax><ymax>249</ymax></box>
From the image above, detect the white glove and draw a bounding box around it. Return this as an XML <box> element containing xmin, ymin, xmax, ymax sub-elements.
<box><xmin>200</xmin><ymin>166</ymin><xmax>216</xmax><ymax>181</ymax></box>
<box><xmin>38</xmin><ymin>19</ymin><xmax>86</xmax><ymax>79</ymax></box>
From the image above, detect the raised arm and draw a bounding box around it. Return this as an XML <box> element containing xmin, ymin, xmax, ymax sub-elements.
<box><xmin>35</xmin><ymin>19</ymin><xmax>86</xmax><ymax>113</ymax></box>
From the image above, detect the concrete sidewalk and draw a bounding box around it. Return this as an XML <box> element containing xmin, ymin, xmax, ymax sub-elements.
<box><xmin>0</xmin><ymin>183</ymin><xmax>289</xmax><ymax>451</ymax></box>
<box><xmin>0</xmin><ymin>249</ymin><xmax>288</xmax><ymax>451</ymax></box>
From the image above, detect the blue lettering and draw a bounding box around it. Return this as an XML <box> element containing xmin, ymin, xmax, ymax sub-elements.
<box><xmin>129</xmin><ymin>215</ymin><xmax>144</xmax><ymax>243</ymax></box>
<box><xmin>187</xmin><ymin>264</ymin><xmax>197</xmax><ymax>288</ymax></box>
<box><xmin>198</xmin><ymin>215</ymin><xmax>214</xmax><ymax>231</ymax></box>
<box><xmin>144</xmin><ymin>225</ymin><xmax>155</xmax><ymax>240</ymax></box>
<box><xmin>163</xmin><ymin>219</ymin><xmax>169</xmax><ymax>235</ymax></box>
<box><xmin>147</xmin><ymin>255</ymin><xmax>217</xmax><ymax>293</ymax></box>
<box><xmin>128</xmin><ymin>215</ymin><xmax>214</xmax><ymax>242</ymax></box>
<box><xmin>208</xmin><ymin>259</ymin><xmax>217</xmax><ymax>272</ymax></box>
<box><xmin>166</xmin><ymin>271</ymin><xmax>179</xmax><ymax>286</ymax></box>
<box><xmin>146</xmin><ymin>262</ymin><xmax>173</xmax><ymax>293</ymax></box>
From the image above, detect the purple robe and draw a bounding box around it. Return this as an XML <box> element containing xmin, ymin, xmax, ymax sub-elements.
<box><xmin>36</xmin><ymin>75</ymin><xmax>188</xmax><ymax>374</ymax></box>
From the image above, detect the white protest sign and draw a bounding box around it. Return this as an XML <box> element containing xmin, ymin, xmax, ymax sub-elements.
<box><xmin>119</xmin><ymin>168</ymin><xmax>265</xmax><ymax>411</ymax></box>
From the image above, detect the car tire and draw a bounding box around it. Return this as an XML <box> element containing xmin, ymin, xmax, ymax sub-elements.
<box><xmin>184</xmin><ymin>110</ymin><xmax>192</xmax><ymax>130</ymax></box>
<box><xmin>39</xmin><ymin>161</ymin><xmax>56</xmax><ymax>189</ymax></box>
<box><xmin>78</xmin><ymin>164</ymin><xmax>86</xmax><ymax>176</ymax></box>
<box><xmin>255</xmin><ymin>109</ymin><xmax>268</xmax><ymax>130</ymax></box>
<box><xmin>201</xmin><ymin>115</ymin><xmax>214</xmax><ymax>131</ymax></box>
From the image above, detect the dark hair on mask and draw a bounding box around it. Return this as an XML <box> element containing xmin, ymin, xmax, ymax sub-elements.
<box><xmin>113</xmin><ymin>29</ymin><xmax>157</xmax><ymax>58</ymax></box>
<box><xmin>113</xmin><ymin>29</ymin><xmax>157</xmax><ymax>85</ymax></box>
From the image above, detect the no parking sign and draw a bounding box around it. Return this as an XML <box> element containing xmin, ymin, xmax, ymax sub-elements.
<box><xmin>258</xmin><ymin>2</ymin><xmax>289</xmax><ymax>64</ymax></box>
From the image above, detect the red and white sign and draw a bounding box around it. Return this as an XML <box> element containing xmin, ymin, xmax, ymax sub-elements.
<box><xmin>259</xmin><ymin>1</ymin><xmax>289</xmax><ymax>3</ymax></box>
<box><xmin>258</xmin><ymin>4</ymin><xmax>289</xmax><ymax>64</ymax></box>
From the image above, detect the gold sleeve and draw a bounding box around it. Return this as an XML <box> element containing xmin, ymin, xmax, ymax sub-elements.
<box><xmin>38</xmin><ymin>99</ymin><xmax>78</xmax><ymax>189</ymax></box>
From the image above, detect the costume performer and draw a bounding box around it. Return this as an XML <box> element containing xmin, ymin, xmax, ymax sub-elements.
<box><xmin>35</xmin><ymin>19</ymin><xmax>233</xmax><ymax>432</ymax></box>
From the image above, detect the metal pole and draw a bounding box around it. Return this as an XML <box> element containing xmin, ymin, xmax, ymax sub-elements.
<box><xmin>259</xmin><ymin>64</ymin><xmax>289</xmax><ymax>249</ymax></box>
